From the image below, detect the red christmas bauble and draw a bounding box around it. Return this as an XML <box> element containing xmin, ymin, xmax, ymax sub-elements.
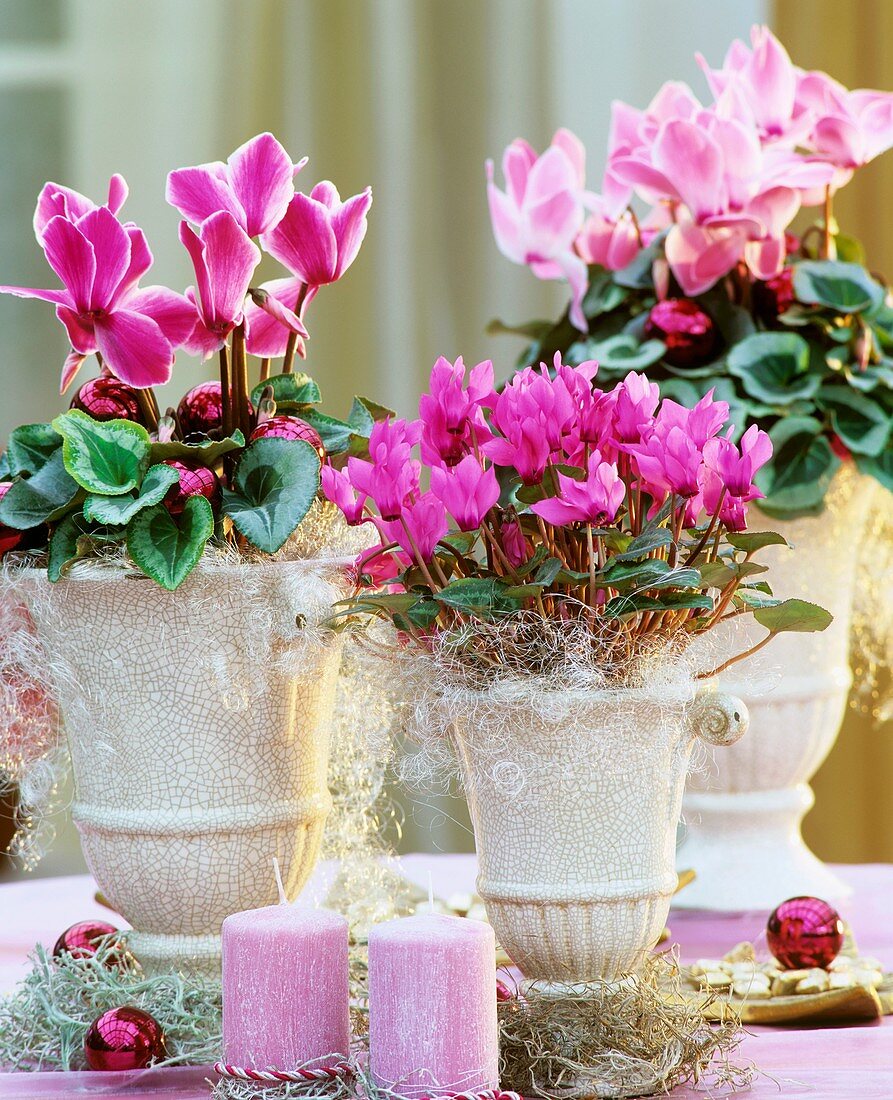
<box><xmin>84</xmin><ymin>1007</ymin><xmax>166</xmax><ymax>1071</ymax></box>
<box><xmin>163</xmin><ymin>461</ymin><xmax>221</xmax><ymax>516</ymax></box>
<box><xmin>753</xmin><ymin>268</ymin><xmax>796</xmax><ymax>322</ymax></box>
<box><xmin>0</xmin><ymin>483</ymin><xmax>23</xmax><ymax>558</ymax></box>
<box><xmin>644</xmin><ymin>298</ymin><xmax>719</xmax><ymax>368</ymax></box>
<box><xmin>251</xmin><ymin>415</ymin><xmax>326</xmax><ymax>460</ymax></box>
<box><xmin>70</xmin><ymin>377</ymin><xmax>143</xmax><ymax>423</ymax></box>
<box><xmin>766</xmin><ymin>896</ymin><xmax>844</xmax><ymax>969</ymax></box>
<box><xmin>496</xmin><ymin>979</ymin><xmax>515</xmax><ymax>1002</ymax></box>
<box><xmin>53</xmin><ymin>920</ymin><xmax>119</xmax><ymax>961</ymax></box>
<box><xmin>177</xmin><ymin>382</ymin><xmax>254</xmax><ymax>437</ymax></box>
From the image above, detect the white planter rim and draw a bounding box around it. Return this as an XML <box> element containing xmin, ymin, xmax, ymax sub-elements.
<box><xmin>9</xmin><ymin>555</ymin><xmax>356</xmax><ymax>585</ymax></box>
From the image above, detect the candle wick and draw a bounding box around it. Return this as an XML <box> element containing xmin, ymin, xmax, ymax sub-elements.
<box><xmin>272</xmin><ymin>857</ymin><xmax>288</xmax><ymax>906</ymax></box>
<box><xmin>427</xmin><ymin>870</ymin><xmax>435</xmax><ymax>910</ymax></box>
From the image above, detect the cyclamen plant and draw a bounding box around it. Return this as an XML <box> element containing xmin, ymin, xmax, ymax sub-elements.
<box><xmin>324</xmin><ymin>356</ymin><xmax>831</xmax><ymax>677</ymax></box>
<box><xmin>487</xmin><ymin>25</ymin><xmax>893</xmax><ymax>515</ymax></box>
<box><xmin>0</xmin><ymin>133</ymin><xmax>393</xmax><ymax>590</ymax></box>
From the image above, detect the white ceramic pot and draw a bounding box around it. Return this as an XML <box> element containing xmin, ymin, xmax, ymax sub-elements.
<box><xmin>17</xmin><ymin>559</ymin><xmax>345</xmax><ymax>973</ymax></box>
<box><xmin>677</xmin><ymin>467</ymin><xmax>874</xmax><ymax>910</ymax></box>
<box><xmin>452</xmin><ymin>685</ymin><xmax>748</xmax><ymax>984</ymax></box>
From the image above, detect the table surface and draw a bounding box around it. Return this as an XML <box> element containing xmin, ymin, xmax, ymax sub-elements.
<box><xmin>1</xmin><ymin>857</ymin><xmax>891</xmax><ymax>1099</ymax></box>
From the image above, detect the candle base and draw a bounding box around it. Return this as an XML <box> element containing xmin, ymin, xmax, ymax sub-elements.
<box><xmin>124</xmin><ymin>930</ymin><xmax>222</xmax><ymax>976</ymax></box>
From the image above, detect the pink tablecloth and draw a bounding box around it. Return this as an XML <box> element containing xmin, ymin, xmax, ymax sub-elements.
<box><xmin>2</xmin><ymin>857</ymin><xmax>892</xmax><ymax>1098</ymax></box>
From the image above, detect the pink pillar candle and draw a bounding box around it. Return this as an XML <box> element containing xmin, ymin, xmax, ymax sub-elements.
<box><xmin>369</xmin><ymin>913</ymin><xmax>498</xmax><ymax>1097</ymax></box>
<box><xmin>222</xmin><ymin>904</ymin><xmax>349</xmax><ymax>1070</ymax></box>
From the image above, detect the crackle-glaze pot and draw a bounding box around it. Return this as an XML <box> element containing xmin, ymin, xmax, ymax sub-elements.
<box><xmin>19</xmin><ymin>560</ymin><xmax>345</xmax><ymax>974</ymax></box>
<box><xmin>677</xmin><ymin>467</ymin><xmax>875</xmax><ymax>911</ymax></box>
<box><xmin>452</xmin><ymin>686</ymin><xmax>748</xmax><ymax>984</ymax></box>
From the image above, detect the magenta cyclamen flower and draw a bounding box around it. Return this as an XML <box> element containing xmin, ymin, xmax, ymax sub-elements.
<box><xmin>627</xmin><ymin>425</ymin><xmax>704</xmax><ymax>500</ymax></box>
<box><xmin>347</xmin><ymin>419</ymin><xmax>421</xmax><ymax>521</ymax></box>
<box><xmin>166</xmin><ymin>132</ymin><xmax>300</xmax><ymax>238</ymax></box>
<box><xmin>703</xmin><ymin>424</ymin><xmax>772</xmax><ymax>500</ymax></box>
<box><xmin>33</xmin><ymin>174</ymin><xmax>129</xmax><ymax>240</ymax></box>
<box><xmin>419</xmin><ymin>356</ymin><xmax>495</xmax><ymax>467</ymax></box>
<box><xmin>431</xmin><ymin>455</ymin><xmax>500</xmax><ymax>532</ymax></box>
<box><xmin>376</xmin><ymin>492</ymin><xmax>448</xmax><ymax>563</ymax></box>
<box><xmin>532</xmin><ymin>461</ymin><xmax>625</xmax><ymax>527</ymax></box>
<box><xmin>0</xmin><ymin>206</ymin><xmax>195</xmax><ymax>391</ymax></box>
<box><xmin>608</xmin><ymin>372</ymin><xmax>660</xmax><ymax>445</ymax></box>
<box><xmin>321</xmin><ymin>464</ymin><xmax>367</xmax><ymax>526</ymax></box>
<box><xmin>487</xmin><ymin>129</ymin><xmax>589</xmax><ymax>331</ymax></box>
<box><xmin>179</xmin><ymin>211</ymin><xmax>307</xmax><ymax>359</ymax></box>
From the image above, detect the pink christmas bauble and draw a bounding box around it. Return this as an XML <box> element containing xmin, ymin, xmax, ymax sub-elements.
<box><xmin>644</xmin><ymin>298</ymin><xmax>718</xmax><ymax>368</ymax></box>
<box><xmin>70</xmin><ymin>377</ymin><xmax>143</xmax><ymax>423</ymax></box>
<box><xmin>753</xmin><ymin>268</ymin><xmax>795</xmax><ymax>322</ymax></box>
<box><xmin>84</xmin><ymin>1007</ymin><xmax>166</xmax><ymax>1071</ymax></box>
<box><xmin>251</xmin><ymin>415</ymin><xmax>326</xmax><ymax>460</ymax></box>
<box><xmin>0</xmin><ymin>483</ymin><xmax>23</xmax><ymax>558</ymax></box>
<box><xmin>766</xmin><ymin>896</ymin><xmax>844</xmax><ymax>969</ymax></box>
<box><xmin>163</xmin><ymin>461</ymin><xmax>221</xmax><ymax>516</ymax></box>
<box><xmin>177</xmin><ymin>382</ymin><xmax>254</xmax><ymax>437</ymax></box>
<box><xmin>53</xmin><ymin>920</ymin><xmax>119</xmax><ymax>961</ymax></box>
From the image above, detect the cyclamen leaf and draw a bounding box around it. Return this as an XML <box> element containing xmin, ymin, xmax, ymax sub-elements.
<box><xmin>300</xmin><ymin>411</ymin><xmax>354</xmax><ymax>455</ymax></box>
<box><xmin>753</xmin><ymin>598</ymin><xmax>833</xmax><ymax>634</ymax></box>
<box><xmin>726</xmin><ymin>531</ymin><xmax>790</xmax><ymax>553</ymax></box>
<box><xmin>221</xmin><ymin>437</ymin><xmax>320</xmax><ymax>554</ymax></box>
<box><xmin>817</xmin><ymin>386</ymin><xmax>891</xmax><ymax>457</ymax></box>
<box><xmin>6</xmin><ymin>423</ymin><xmax>61</xmax><ymax>476</ymax></box>
<box><xmin>726</xmin><ymin>332</ymin><xmax>819</xmax><ymax>406</ymax></box>
<box><xmin>611</xmin><ymin>527</ymin><xmax>673</xmax><ymax>562</ymax></box>
<box><xmin>149</xmin><ymin>431</ymin><xmax>244</xmax><ymax>465</ymax></box>
<box><xmin>126</xmin><ymin>496</ymin><xmax>214</xmax><ymax>591</ymax></box>
<box><xmin>52</xmin><ymin>410</ymin><xmax>151</xmax><ymax>495</ymax></box>
<box><xmin>0</xmin><ymin>450</ymin><xmax>81</xmax><ymax>529</ymax></box>
<box><xmin>793</xmin><ymin>260</ymin><xmax>885</xmax><ymax>314</ymax></box>
<box><xmin>755</xmin><ymin>417</ymin><xmax>840</xmax><ymax>516</ymax></box>
<box><xmin>249</xmin><ymin>371</ymin><xmax>321</xmax><ymax>410</ymax></box>
<box><xmin>47</xmin><ymin>512</ymin><xmax>88</xmax><ymax>582</ymax></box>
<box><xmin>83</xmin><ymin>464</ymin><xmax>181</xmax><ymax>526</ymax></box>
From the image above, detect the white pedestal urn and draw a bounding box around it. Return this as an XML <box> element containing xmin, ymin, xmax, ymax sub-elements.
<box><xmin>16</xmin><ymin>558</ymin><xmax>346</xmax><ymax>974</ymax></box>
<box><xmin>452</xmin><ymin>685</ymin><xmax>748</xmax><ymax>984</ymax></box>
<box><xmin>677</xmin><ymin>467</ymin><xmax>875</xmax><ymax>911</ymax></box>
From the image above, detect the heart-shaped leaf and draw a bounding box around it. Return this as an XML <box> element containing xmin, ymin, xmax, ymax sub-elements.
<box><xmin>755</xmin><ymin>417</ymin><xmax>840</xmax><ymax>516</ymax></box>
<box><xmin>299</xmin><ymin>410</ymin><xmax>355</xmax><ymax>455</ymax></box>
<box><xmin>149</xmin><ymin>430</ymin><xmax>244</xmax><ymax>465</ymax></box>
<box><xmin>793</xmin><ymin>260</ymin><xmax>885</xmax><ymax>314</ymax></box>
<box><xmin>249</xmin><ymin>371</ymin><xmax>321</xmax><ymax>410</ymax></box>
<box><xmin>52</xmin><ymin>410</ymin><xmax>151</xmax><ymax>495</ymax></box>
<box><xmin>581</xmin><ymin>333</ymin><xmax>666</xmax><ymax>372</ymax></box>
<box><xmin>126</xmin><ymin>496</ymin><xmax>214</xmax><ymax>590</ymax></box>
<box><xmin>6</xmin><ymin>423</ymin><xmax>61</xmax><ymax>476</ymax></box>
<box><xmin>221</xmin><ymin>437</ymin><xmax>320</xmax><ymax>553</ymax></box>
<box><xmin>0</xmin><ymin>450</ymin><xmax>81</xmax><ymax>529</ymax></box>
<box><xmin>817</xmin><ymin>386</ymin><xmax>891</xmax><ymax>456</ymax></box>
<box><xmin>83</xmin><ymin>463</ymin><xmax>181</xmax><ymax>526</ymax></box>
<box><xmin>753</xmin><ymin>598</ymin><xmax>833</xmax><ymax>634</ymax></box>
<box><xmin>855</xmin><ymin>450</ymin><xmax>893</xmax><ymax>492</ymax></box>
<box><xmin>726</xmin><ymin>531</ymin><xmax>789</xmax><ymax>553</ymax></box>
<box><xmin>347</xmin><ymin>395</ymin><xmax>397</xmax><ymax>436</ymax></box>
<box><xmin>727</xmin><ymin>332</ymin><xmax>819</xmax><ymax>405</ymax></box>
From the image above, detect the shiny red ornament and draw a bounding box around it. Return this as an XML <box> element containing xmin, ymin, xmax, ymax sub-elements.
<box><xmin>0</xmin><ymin>483</ymin><xmax>23</xmax><ymax>558</ymax></box>
<box><xmin>753</xmin><ymin>268</ymin><xmax>796</xmax><ymax>322</ymax></box>
<box><xmin>496</xmin><ymin>979</ymin><xmax>516</xmax><ymax>1002</ymax></box>
<box><xmin>163</xmin><ymin>461</ymin><xmax>221</xmax><ymax>516</ymax></box>
<box><xmin>251</xmin><ymin>415</ymin><xmax>326</xmax><ymax>460</ymax></box>
<box><xmin>70</xmin><ymin>377</ymin><xmax>144</xmax><ymax>423</ymax></box>
<box><xmin>84</xmin><ymin>1006</ymin><xmax>166</xmax><ymax>1071</ymax></box>
<box><xmin>644</xmin><ymin>298</ymin><xmax>719</xmax><ymax>369</ymax></box>
<box><xmin>177</xmin><ymin>381</ymin><xmax>253</xmax><ymax>437</ymax></box>
<box><xmin>766</xmin><ymin>896</ymin><xmax>844</xmax><ymax>969</ymax></box>
<box><xmin>53</xmin><ymin>920</ymin><xmax>119</xmax><ymax>961</ymax></box>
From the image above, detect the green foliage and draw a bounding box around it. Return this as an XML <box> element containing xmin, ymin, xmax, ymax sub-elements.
<box><xmin>83</xmin><ymin>464</ymin><xmax>181</xmax><ymax>526</ymax></box>
<box><xmin>753</xmin><ymin>598</ymin><xmax>834</xmax><ymax>634</ymax></box>
<box><xmin>221</xmin><ymin>437</ymin><xmax>320</xmax><ymax>553</ymax></box>
<box><xmin>52</xmin><ymin>410</ymin><xmax>151</xmax><ymax>496</ymax></box>
<box><xmin>6</xmin><ymin>423</ymin><xmax>61</xmax><ymax>476</ymax></box>
<box><xmin>0</xmin><ymin>450</ymin><xmax>81</xmax><ymax>529</ymax></box>
<box><xmin>126</xmin><ymin>496</ymin><xmax>215</xmax><ymax>591</ymax></box>
<box><xmin>249</xmin><ymin>371</ymin><xmax>321</xmax><ymax>409</ymax></box>
<box><xmin>793</xmin><ymin>260</ymin><xmax>885</xmax><ymax>314</ymax></box>
<box><xmin>756</xmin><ymin>417</ymin><xmax>840</xmax><ymax>516</ymax></box>
<box><xmin>727</xmin><ymin>332</ymin><xmax>819</xmax><ymax>405</ymax></box>
<box><xmin>149</xmin><ymin>431</ymin><xmax>244</xmax><ymax>465</ymax></box>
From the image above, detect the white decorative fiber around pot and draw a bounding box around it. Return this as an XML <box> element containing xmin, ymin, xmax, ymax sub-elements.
<box><xmin>677</xmin><ymin>467</ymin><xmax>875</xmax><ymax>911</ymax></box>
<box><xmin>452</xmin><ymin>685</ymin><xmax>748</xmax><ymax>985</ymax></box>
<box><xmin>15</xmin><ymin>559</ymin><xmax>346</xmax><ymax>974</ymax></box>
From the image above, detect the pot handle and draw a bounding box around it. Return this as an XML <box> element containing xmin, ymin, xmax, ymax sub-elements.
<box><xmin>685</xmin><ymin>691</ymin><xmax>749</xmax><ymax>747</ymax></box>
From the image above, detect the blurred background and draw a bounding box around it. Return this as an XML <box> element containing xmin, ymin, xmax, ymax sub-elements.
<box><xmin>0</xmin><ymin>0</ymin><xmax>890</xmax><ymax>876</ymax></box>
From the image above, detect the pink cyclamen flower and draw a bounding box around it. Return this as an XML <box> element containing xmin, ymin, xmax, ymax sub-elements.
<box><xmin>430</xmin><ymin>454</ymin><xmax>500</xmax><ymax>532</ymax></box>
<box><xmin>627</xmin><ymin>425</ymin><xmax>704</xmax><ymax>500</ymax></box>
<box><xmin>500</xmin><ymin>519</ymin><xmax>528</xmax><ymax>568</ymax></box>
<box><xmin>179</xmin><ymin>211</ymin><xmax>306</xmax><ymax>359</ymax></box>
<box><xmin>703</xmin><ymin>424</ymin><xmax>772</xmax><ymax>500</ymax></box>
<box><xmin>576</xmin><ymin>201</ymin><xmax>640</xmax><ymax>272</ymax></box>
<box><xmin>657</xmin><ymin>391</ymin><xmax>730</xmax><ymax>448</ymax></box>
<box><xmin>321</xmin><ymin>463</ymin><xmax>367</xmax><ymax>526</ymax></box>
<box><xmin>376</xmin><ymin>492</ymin><xmax>448</xmax><ymax>563</ymax></box>
<box><xmin>347</xmin><ymin>418</ymin><xmax>421</xmax><ymax>521</ymax></box>
<box><xmin>607</xmin><ymin>372</ymin><xmax>660</xmax><ymax>445</ymax></box>
<box><xmin>0</xmin><ymin>206</ymin><xmax>195</xmax><ymax>391</ymax></box>
<box><xmin>33</xmin><ymin>174</ymin><xmax>128</xmax><ymax>240</ymax></box>
<box><xmin>487</xmin><ymin>129</ymin><xmax>589</xmax><ymax>331</ymax></box>
<box><xmin>166</xmin><ymin>132</ymin><xmax>301</xmax><ymax>238</ymax></box>
<box><xmin>419</xmin><ymin>355</ymin><xmax>495</xmax><ymax>467</ymax></box>
<box><xmin>354</xmin><ymin>544</ymin><xmax>408</xmax><ymax>589</ymax></box>
<box><xmin>531</xmin><ymin>461</ymin><xmax>625</xmax><ymax>527</ymax></box>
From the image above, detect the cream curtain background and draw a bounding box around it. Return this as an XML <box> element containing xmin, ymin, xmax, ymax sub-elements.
<box><xmin>12</xmin><ymin>0</ymin><xmax>891</xmax><ymax>872</ymax></box>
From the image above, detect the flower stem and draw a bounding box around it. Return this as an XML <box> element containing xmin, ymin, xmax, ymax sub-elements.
<box><xmin>259</xmin><ymin>357</ymin><xmax>271</xmax><ymax>382</ymax></box>
<box><xmin>231</xmin><ymin>323</ymin><xmax>251</xmax><ymax>439</ymax></box>
<box><xmin>696</xmin><ymin>631</ymin><xmax>776</xmax><ymax>679</ymax></box>
<box><xmin>822</xmin><ymin>184</ymin><xmax>836</xmax><ymax>260</ymax></box>
<box><xmin>282</xmin><ymin>283</ymin><xmax>308</xmax><ymax>374</ymax></box>
<box><xmin>219</xmin><ymin>345</ymin><xmax>232</xmax><ymax>437</ymax></box>
<box><xmin>586</xmin><ymin>523</ymin><xmax>596</xmax><ymax>608</ymax></box>
<box><xmin>134</xmin><ymin>388</ymin><xmax>159</xmax><ymax>432</ymax></box>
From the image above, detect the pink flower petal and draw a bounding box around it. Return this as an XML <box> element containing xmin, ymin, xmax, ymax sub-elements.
<box><xmin>244</xmin><ymin>277</ymin><xmax>303</xmax><ymax>357</ymax></box>
<box><xmin>227</xmin><ymin>132</ymin><xmax>295</xmax><ymax>237</ymax></box>
<box><xmin>60</xmin><ymin>350</ymin><xmax>89</xmax><ymax>395</ymax></box>
<box><xmin>113</xmin><ymin>226</ymin><xmax>154</xmax><ymax>304</ymax></box>
<box><xmin>178</xmin><ymin>221</ymin><xmax>213</xmax><ymax>327</ymax></box>
<box><xmin>262</xmin><ymin>193</ymin><xmax>337</xmax><ymax>285</ymax></box>
<box><xmin>33</xmin><ymin>183</ymin><xmax>94</xmax><ymax>240</ymax></box>
<box><xmin>653</xmin><ymin>120</ymin><xmax>726</xmax><ymax>221</ymax></box>
<box><xmin>0</xmin><ymin>283</ymin><xmax>72</xmax><ymax>306</ymax></box>
<box><xmin>502</xmin><ymin>139</ymin><xmax>537</xmax><ymax>206</ymax></box>
<box><xmin>124</xmin><ymin>285</ymin><xmax>197</xmax><ymax>348</ymax></box>
<box><xmin>166</xmin><ymin>163</ymin><xmax>245</xmax><ymax>226</ymax></box>
<box><xmin>93</xmin><ymin>309</ymin><xmax>174</xmax><ymax>388</ymax></box>
<box><xmin>76</xmin><ymin>207</ymin><xmax>131</xmax><ymax>310</ymax></box>
<box><xmin>107</xmin><ymin>174</ymin><xmax>129</xmax><ymax>215</ymax></box>
<box><xmin>199</xmin><ymin>210</ymin><xmax>260</xmax><ymax>324</ymax></box>
<box><xmin>41</xmin><ymin>216</ymin><xmax>96</xmax><ymax>312</ymax></box>
<box><xmin>332</xmin><ymin>187</ymin><xmax>372</xmax><ymax>278</ymax></box>
<box><xmin>56</xmin><ymin>305</ymin><xmax>97</xmax><ymax>354</ymax></box>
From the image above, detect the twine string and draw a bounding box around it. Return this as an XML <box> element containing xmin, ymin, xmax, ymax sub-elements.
<box><xmin>214</xmin><ymin>1060</ymin><xmax>353</xmax><ymax>1084</ymax></box>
